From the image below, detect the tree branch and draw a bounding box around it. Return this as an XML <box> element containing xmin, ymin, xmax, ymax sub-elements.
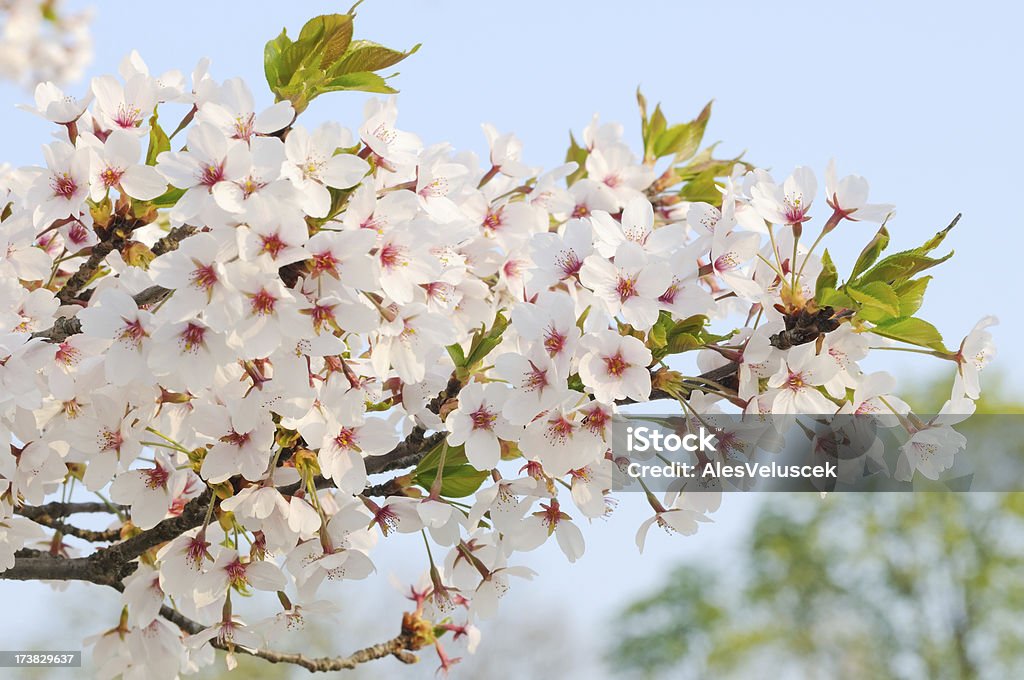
<box><xmin>15</xmin><ymin>501</ymin><xmax>125</xmax><ymax>519</ymax></box>
<box><xmin>32</xmin><ymin>285</ymin><xmax>172</xmax><ymax>343</ymax></box>
<box><xmin>155</xmin><ymin>598</ymin><xmax>420</xmax><ymax>671</ymax></box>
<box><xmin>151</xmin><ymin>225</ymin><xmax>197</xmax><ymax>256</ymax></box>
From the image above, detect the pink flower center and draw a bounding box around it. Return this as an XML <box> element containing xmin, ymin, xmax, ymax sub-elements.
<box><xmin>118</xmin><ymin>317</ymin><xmax>148</xmax><ymax>347</ymax></box>
<box><xmin>470</xmin><ymin>406</ymin><xmax>497</xmax><ymax>431</ymax></box>
<box><xmin>524</xmin><ymin>360</ymin><xmax>550</xmax><ymax>392</ymax></box>
<box><xmin>310</xmin><ymin>250</ymin><xmax>340</xmax><ymax>278</ymax></box>
<box><xmin>51</xmin><ymin>173</ymin><xmax>78</xmax><ymax>199</ymax></box>
<box><xmin>199</xmin><ymin>162</ymin><xmax>225</xmax><ymax>187</ymax></box>
<box><xmin>249</xmin><ymin>289</ymin><xmax>277</xmax><ymax>316</ymax></box>
<box><xmin>220</xmin><ymin>430</ymin><xmax>251</xmax><ymax>448</ymax></box>
<box><xmin>482</xmin><ymin>207</ymin><xmax>503</xmax><ymax>232</ymax></box>
<box><xmin>55</xmin><ymin>341</ymin><xmax>81</xmax><ymax>366</ymax></box>
<box><xmin>378</xmin><ymin>243</ymin><xmax>406</xmax><ymax>270</ymax></box>
<box><xmin>232</xmin><ymin>113</ymin><xmax>255</xmax><ymax>141</ymax></box>
<box><xmin>66</xmin><ymin>222</ymin><xmax>90</xmax><ymax>246</ymax></box>
<box><xmin>260</xmin><ymin>233</ymin><xmax>287</xmax><ymax>259</ymax></box>
<box><xmin>333</xmin><ymin>427</ymin><xmax>358</xmax><ymax>451</ymax></box>
<box><xmin>98</xmin><ymin>427</ymin><xmax>123</xmax><ymax>453</ymax></box>
<box><xmin>603</xmin><ymin>351</ymin><xmax>629</xmax><ymax>377</ymax></box>
<box><xmin>615</xmin><ymin>274</ymin><xmax>638</xmax><ymax>302</ymax></box>
<box><xmin>306</xmin><ymin>303</ymin><xmax>337</xmax><ymax>333</ymax></box>
<box><xmin>373</xmin><ymin>505</ymin><xmax>400</xmax><ymax>535</ymax></box>
<box><xmin>556</xmin><ymin>249</ymin><xmax>583</xmax><ymax>278</ymax></box>
<box><xmin>143</xmin><ymin>464</ymin><xmax>170</xmax><ymax>490</ymax></box>
<box><xmin>100</xmin><ymin>167</ymin><xmax>124</xmax><ymax>188</ymax></box>
<box><xmin>185</xmin><ymin>535</ymin><xmax>211</xmax><ymax>570</ymax></box>
<box><xmin>714</xmin><ymin>253</ymin><xmax>739</xmax><ymax>272</ymax></box>
<box><xmin>543</xmin><ymin>326</ymin><xmax>567</xmax><ymax>357</ymax></box>
<box><xmin>179</xmin><ymin>322</ymin><xmax>206</xmax><ymax>352</ymax></box>
<box><xmin>580</xmin><ymin>405</ymin><xmax>610</xmax><ymax>435</ymax></box>
<box><xmin>786</xmin><ymin>372</ymin><xmax>806</xmax><ymax>390</ymax></box>
<box><xmin>545</xmin><ymin>416</ymin><xmax>575</xmax><ymax>444</ymax></box>
<box><xmin>658</xmin><ymin>281</ymin><xmax>680</xmax><ymax>304</ymax></box>
<box><xmin>189</xmin><ymin>260</ymin><xmax>219</xmax><ymax>293</ymax></box>
<box><xmin>225</xmin><ymin>558</ymin><xmax>248</xmax><ymax>587</ymax></box>
<box><xmin>114</xmin><ymin>104</ymin><xmax>143</xmax><ymax>129</ymax></box>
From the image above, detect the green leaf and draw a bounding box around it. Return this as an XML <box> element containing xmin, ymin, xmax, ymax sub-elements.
<box><xmin>677</xmin><ymin>169</ymin><xmax>722</xmax><ymax>206</ymax></box>
<box><xmin>894</xmin><ymin>276</ymin><xmax>931</xmax><ymax>317</ymax></box>
<box><xmin>565</xmin><ymin>132</ymin><xmax>588</xmax><ymax>186</ymax></box>
<box><xmin>332</xmin><ymin>40</ymin><xmax>420</xmax><ymax>75</ymax></box>
<box><xmin>415</xmin><ymin>465</ymin><xmax>488</xmax><ymax>498</ymax></box>
<box><xmin>462</xmin><ymin>311</ymin><xmax>510</xmax><ymax>372</ymax></box>
<box><xmin>149</xmin><ymin>187</ymin><xmax>184</xmax><ymax>209</ymax></box>
<box><xmin>918</xmin><ymin>213</ymin><xmax>960</xmax><ymax>254</ymax></box>
<box><xmin>264</xmin><ymin>28</ymin><xmax>291</xmax><ymax>91</ymax></box>
<box><xmin>648</xmin><ymin>311</ymin><xmax>673</xmax><ymax>349</ymax></box>
<box><xmin>856</xmin><ymin>215</ymin><xmax>959</xmax><ymax>286</ymax></box>
<box><xmin>146</xmin><ymin>110</ymin><xmax>170</xmax><ymax>166</ymax></box>
<box><xmin>652</xmin><ymin>101</ymin><xmax>712</xmax><ymax>162</ymax></box>
<box><xmin>642</xmin><ymin>104</ymin><xmax>668</xmax><ymax>163</ymax></box>
<box><xmin>415</xmin><ymin>441</ymin><xmax>466</xmax><ymax>475</ymax></box>
<box><xmin>413</xmin><ymin>442</ymin><xmax>487</xmax><ymax>498</ymax></box>
<box><xmin>320</xmin><ymin>71</ymin><xmax>396</xmax><ymax>94</ymax></box>
<box><xmin>869</xmin><ymin>317</ymin><xmax>949</xmax><ymax>352</ymax></box>
<box><xmin>857</xmin><ymin>250</ymin><xmax>953</xmax><ymax>287</ymax></box>
<box><xmin>818</xmin><ymin>288</ymin><xmax>854</xmax><ymax>309</ymax></box>
<box><xmin>850</xmin><ymin>225</ymin><xmax>889</xmax><ymax>281</ymax></box>
<box><xmin>815</xmin><ymin>249</ymin><xmax>838</xmax><ymax>301</ymax></box>
<box><xmin>848</xmin><ymin>281</ymin><xmax>901</xmax><ymax>319</ymax></box>
<box><xmin>446</xmin><ymin>343</ymin><xmax>466</xmax><ymax>368</ymax></box>
<box><xmin>297</xmin><ymin>14</ymin><xmax>354</xmax><ymax>69</ymax></box>
<box><xmin>651</xmin><ymin>314</ymin><xmax>712</xmax><ymax>360</ymax></box>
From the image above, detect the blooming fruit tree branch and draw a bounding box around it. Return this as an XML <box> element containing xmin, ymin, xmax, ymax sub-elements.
<box><xmin>0</xmin><ymin>6</ymin><xmax>997</xmax><ymax>676</ymax></box>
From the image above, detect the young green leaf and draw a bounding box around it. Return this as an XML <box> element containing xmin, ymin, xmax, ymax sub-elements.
<box><xmin>849</xmin><ymin>224</ymin><xmax>889</xmax><ymax>281</ymax></box>
<box><xmin>869</xmin><ymin>317</ymin><xmax>949</xmax><ymax>352</ymax></box>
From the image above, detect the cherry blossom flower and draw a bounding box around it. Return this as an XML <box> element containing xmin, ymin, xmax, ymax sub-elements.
<box><xmin>507</xmin><ymin>498</ymin><xmax>586</xmax><ymax>562</ymax></box>
<box><xmin>27</xmin><ymin>141</ymin><xmax>90</xmax><ymax>228</ymax></box>
<box><xmin>197</xmin><ymin>77</ymin><xmax>294</xmax><ymax>141</ymax></box>
<box><xmin>446</xmin><ymin>381</ymin><xmax>518</xmax><ymax>471</ymax></box>
<box><xmin>825</xmin><ymin>159</ymin><xmax>895</xmax><ymax>223</ymax></box>
<box><xmin>283</xmin><ymin>122</ymin><xmax>368</xmax><ymax>217</ymax></box>
<box><xmin>750</xmin><ymin>166</ymin><xmax>817</xmax><ymax>226</ymax></box>
<box><xmin>86</xmin><ymin>129</ymin><xmax>167</xmax><ymax>201</ymax></box>
<box><xmin>578</xmin><ymin>330</ymin><xmax>652</xmax><ymax>404</ymax></box>
<box><xmin>953</xmin><ymin>316</ymin><xmax>997</xmax><ymax>400</ymax></box>
<box><xmin>492</xmin><ymin>350</ymin><xmax>565</xmax><ymax>426</ymax></box>
<box><xmin>766</xmin><ymin>344</ymin><xmax>842</xmax><ymax>414</ymax></box>
<box><xmin>110</xmin><ymin>452</ymin><xmax>191</xmax><ymax>529</ymax></box>
<box><xmin>90</xmin><ymin>73</ymin><xmax>157</xmax><ymax>134</ymax></box>
<box><xmin>579</xmin><ymin>241</ymin><xmax>672</xmax><ymax>330</ymax></box>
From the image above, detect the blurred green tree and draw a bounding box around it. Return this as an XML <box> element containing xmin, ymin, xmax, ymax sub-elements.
<box><xmin>608</xmin><ymin>377</ymin><xmax>1024</xmax><ymax>680</ymax></box>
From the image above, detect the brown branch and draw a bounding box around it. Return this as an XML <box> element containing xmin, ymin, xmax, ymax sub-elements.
<box><xmin>15</xmin><ymin>501</ymin><xmax>125</xmax><ymax>519</ymax></box>
<box><xmin>26</xmin><ymin>516</ymin><xmax>120</xmax><ymax>542</ymax></box>
<box><xmin>243</xmin><ymin>634</ymin><xmax>419</xmax><ymax>671</ymax></box>
<box><xmin>151</xmin><ymin>225</ymin><xmax>197</xmax><ymax>256</ymax></box>
<box><xmin>89</xmin><ymin>489</ymin><xmax>211</xmax><ymax>569</ymax></box>
<box><xmin>1</xmin><ymin>554</ymin><xmax>117</xmax><ymax>584</ymax></box>
<box><xmin>154</xmin><ymin>603</ymin><xmax>419</xmax><ymax>671</ymax></box>
<box><xmin>32</xmin><ymin>285</ymin><xmax>172</xmax><ymax>343</ymax></box>
<box><xmin>56</xmin><ymin>229</ymin><xmax>128</xmax><ymax>305</ymax></box>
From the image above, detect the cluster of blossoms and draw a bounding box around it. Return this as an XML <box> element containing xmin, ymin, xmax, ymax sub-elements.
<box><xmin>0</xmin><ymin>0</ymin><xmax>92</xmax><ymax>87</ymax></box>
<box><xmin>0</xmin><ymin>12</ymin><xmax>996</xmax><ymax>677</ymax></box>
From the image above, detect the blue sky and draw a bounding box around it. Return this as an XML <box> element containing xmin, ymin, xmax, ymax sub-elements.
<box><xmin>0</xmin><ymin>0</ymin><xmax>1018</xmax><ymax>674</ymax></box>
